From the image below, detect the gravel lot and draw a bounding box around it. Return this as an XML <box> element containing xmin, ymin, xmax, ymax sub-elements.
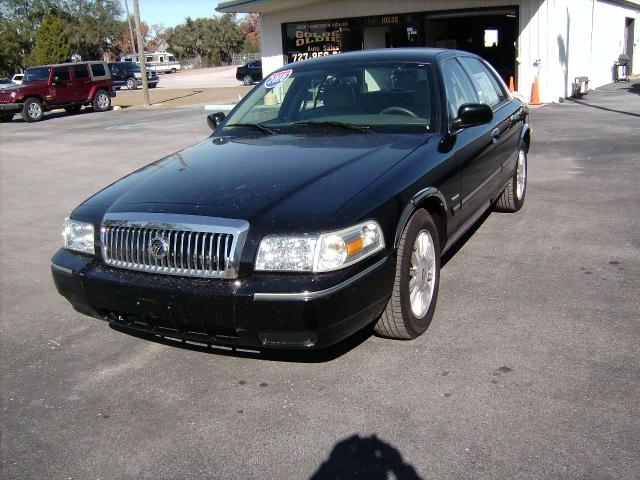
<box><xmin>1</xmin><ymin>82</ymin><xmax>639</xmax><ymax>479</ymax></box>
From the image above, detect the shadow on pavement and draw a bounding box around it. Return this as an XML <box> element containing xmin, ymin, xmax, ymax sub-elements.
<box><xmin>566</xmin><ymin>84</ymin><xmax>640</xmax><ymax>118</ymax></box>
<box><xmin>310</xmin><ymin>434</ymin><xmax>423</xmax><ymax>480</ymax></box>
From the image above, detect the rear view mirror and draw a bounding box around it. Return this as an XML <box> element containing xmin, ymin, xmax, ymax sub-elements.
<box><xmin>451</xmin><ymin>103</ymin><xmax>493</xmax><ymax>131</ymax></box>
<box><xmin>207</xmin><ymin>111</ymin><xmax>226</xmax><ymax>131</ymax></box>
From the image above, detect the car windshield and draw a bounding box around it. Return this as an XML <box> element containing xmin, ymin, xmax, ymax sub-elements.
<box><xmin>223</xmin><ymin>61</ymin><xmax>437</xmax><ymax>134</ymax></box>
<box><xmin>126</xmin><ymin>64</ymin><xmax>141</xmax><ymax>72</ymax></box>
<box><xmin>24</xmin><ymin>67</ymin><xmax>50</xmax><ymax>83</ymax></box>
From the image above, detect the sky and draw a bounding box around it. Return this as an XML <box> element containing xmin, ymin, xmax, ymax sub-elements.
<box><xmin>133</xmin><ymin>0</ymin><xmax>223</xmax><ymax>28</ymax></box>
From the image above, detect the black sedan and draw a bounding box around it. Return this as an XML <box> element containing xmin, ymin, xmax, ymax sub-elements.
<box><xmin>236</xmin><ymin>60</ymin><xmax>262</xmax><ymax>85</ymax></box>
<box><xmin>52</xmin><ymin>49</ymin><xmax>530</xmax><ymax>350</ymax></box>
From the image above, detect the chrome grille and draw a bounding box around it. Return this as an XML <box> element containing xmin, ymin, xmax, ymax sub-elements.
<box><xmin>100</xmin><ymin>213</ymin><xmax>249</xmax><ymax>279</ymax></box>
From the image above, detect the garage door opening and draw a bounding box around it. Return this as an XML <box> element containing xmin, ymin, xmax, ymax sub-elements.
<box><xmin>425</xmin><ymin>8</ymin><xmax>518</xmax><ymax>86</ymax></box>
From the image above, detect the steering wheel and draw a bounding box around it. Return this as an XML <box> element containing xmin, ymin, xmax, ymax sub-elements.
<box><xmin>380</xmin><ymin>106</ymin><xmax>418</xmax><ymax>117</ymax></box>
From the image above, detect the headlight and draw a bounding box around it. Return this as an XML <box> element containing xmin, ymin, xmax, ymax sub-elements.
<box><xmin>62</xmin><ymin>218</ymin><xmax>95</xmax><ymax>255</ymax></box>
<box><xmin>255</xmin><ymin>221</ymin><xmax>384</xmax><ymax>273</ymax></box>
<box><xmin>10</xmin><ymin>91</ymin><xmax>16</xmax><ymax>98</ymax></box>
<box><xmin>134</xmin><ymin>72</ymin><xmax>142</xmax><ymax>78</ymax></box>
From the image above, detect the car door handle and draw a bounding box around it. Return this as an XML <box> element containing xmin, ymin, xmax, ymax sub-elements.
<box><xmin>491</xmin><ymin>128</ymin><xmax>501</xmax><ymax>143</ymax></box>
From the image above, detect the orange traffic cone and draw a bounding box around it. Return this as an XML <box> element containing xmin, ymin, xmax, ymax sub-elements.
<box><xmin>508</xmin><ymin>76</ymin><xmax>515</xmax><ymax>92</ymax></box>
<box><xmin>530</xmin><ymin>76</ymin><xmax>541</xmax><ymax>105</ymax></box>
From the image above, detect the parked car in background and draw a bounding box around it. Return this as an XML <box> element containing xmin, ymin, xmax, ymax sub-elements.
<box><xmin>119</xmin><ymin>51</ymin><xmax>181</xmax><ymax>73</ymax></box>
<box><xmin>108</xmin><ymin>62</ymin><xmax>159</xmax><ymax>90</ymax></box>
<box><xmin>52</xmin><ymin>49</ymin><xmax>530</xmax><ymax>350</ymax></box>
<box><xmin>0</xmin><ymin>78</ymin><xmax>15</xmax><ymax>89</ymax></box>
<box><xmin>236</xmin><ymin>60</ymin><xmax>262</xmax><ymax>85</ymax></box>
<box><xmin>11</xmin><ymin>74</ymin><xmax>23</xmax><ymax>85</ymax></box>
<box><xmin>0</xmin><ymin>61</ymin><xmax>114</xmax><ymax>122</ymax></box>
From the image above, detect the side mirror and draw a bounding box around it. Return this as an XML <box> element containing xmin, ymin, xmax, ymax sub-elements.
<box><xmin>207</xmin><ymin>111</ymin><xmax>226</xmax><ymax>131</ymax></box>
<box><xmin>451</xmin><ymin>103</ymin><xmax>493</xmax><ymax>131</ymax></box>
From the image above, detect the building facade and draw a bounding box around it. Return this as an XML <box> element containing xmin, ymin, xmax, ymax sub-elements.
<box><xmin>218</xmin><ymin>0</ymin><xmax>640</xmax><ymax>103</ymax></box>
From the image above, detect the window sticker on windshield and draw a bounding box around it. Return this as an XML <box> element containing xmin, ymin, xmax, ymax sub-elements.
<box><xmin>265</xmin><ymin>69</ymin><xmax>292</xmax><ymax>89</ymax></box>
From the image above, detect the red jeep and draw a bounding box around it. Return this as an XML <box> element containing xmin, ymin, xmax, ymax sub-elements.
<box><xmin>0</xmin><ymin>61</ymin><xmax>115</xmax><ymax>122</ymax></box>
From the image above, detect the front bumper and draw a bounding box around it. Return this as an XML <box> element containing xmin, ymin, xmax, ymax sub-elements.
<box><xmin>0</xmin><ymin>103</ymin><xmax>23</xmax><ymax>113</ymax></box>
<box><xmin>51</xmin><ymin>249</ymin><xmax>394</xmax><ymax>349</ymax></box>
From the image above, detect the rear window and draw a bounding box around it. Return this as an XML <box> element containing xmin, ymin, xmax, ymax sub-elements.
<box><xmin>74</xmin><ymin>64</ymin><xmax>89</xmax><ymax>79</ymax></box>
<box><xmin>24</xmin><ymin>67</ymin><xmax>50</xmax><ymax>82</ymax></box>
<box><xmin>91</xmin><ymin>63</ymin><xmax>106</xmax><ymax>77</ymax></box>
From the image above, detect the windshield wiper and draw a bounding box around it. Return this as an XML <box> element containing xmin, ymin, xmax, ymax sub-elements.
<box><xmin>225</xmin><ymin>123</ymin><xmax>278</xmax><ymax>135</ymax></box>
<box><xmin>291</xmin><ymin>121</ymin><xmax>370</xmax><ymax>132</ymax></box>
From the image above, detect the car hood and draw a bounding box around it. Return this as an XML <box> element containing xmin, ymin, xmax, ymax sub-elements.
<box><xmin>82</xmin><ymin>132</ymin><xmax>429</xmax><ymax>226</ymax></box>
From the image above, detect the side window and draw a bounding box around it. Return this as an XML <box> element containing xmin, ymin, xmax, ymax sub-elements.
<box><xmin>458</xmin><ymin>57</ymin><xmax>507</xmax><ymax>108</ymax></box>
<box><xmin>442</xmin><ymin>59</ymin><xmax>479</xmax><ymax>121</ymax></box>
<box><xmin>74</xmin><ymin>64</ymin><xmax>89</xmax><ymax>79</ymax></box>
<box><xmin>91</xmin><ymin>63</ymin><xmax>106</xmax><ymax>77</ymax></box>
<box><xmin>168</xmin><ymin>56</ymin><xmax>176</xmax><ymax>62</ymax></box>
<box><xmin>54</xmin><ymin>66</ymin><xmax>70</xmax><ymax>82</ymax></box>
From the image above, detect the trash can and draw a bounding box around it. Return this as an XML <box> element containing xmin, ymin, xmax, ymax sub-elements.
<box><xmin>614</xmin><ymin>54</ymin><xmax>630</xmax><ymax>82</ymax></box>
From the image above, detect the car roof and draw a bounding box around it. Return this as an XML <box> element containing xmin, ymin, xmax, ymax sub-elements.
<box><xmin>27</xmin><ymin>61</ymin><xmax>107</xmax><ymax>69</ymax></box>
<box><xmin>279</xmin><ymin>48</ymin><xmax>466</xmax><ymax>71</ymax></box>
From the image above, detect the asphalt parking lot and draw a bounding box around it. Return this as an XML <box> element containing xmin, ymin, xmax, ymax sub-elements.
<box><xmin>1</xmin><ymin>82</ymin><xmax>639</xmax><ymax>479</ymax></box>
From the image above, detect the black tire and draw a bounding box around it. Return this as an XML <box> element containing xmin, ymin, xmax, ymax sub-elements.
<box><xmin>171</xmin><ymin>68</ymin><xmax>177</xmax><ymax>73</ymax></box>
<box><xmin>64</xmin><ymin>105</ymin><xmax>82</xmax><ymax>113</ymax></box>
<box><xmin>126</xmin><ymin>77</ymin><xmax>137</xmax><ymax>90</ymax></box>
<box><xmin>243</xmin><ymin>74</ymin><xmax>253</xmax><ymax>86</ymax></box>
<box><xmin>0</xmin><ymin>112</ymin><xmax>13</xmax><ymax>122</ymax></box>
<box><xmin>495</xmin><ymin>144</ymin><xmax>527</xmax><ymax>213</ymax></box>
<box><xmin>92</xmin><ymin>90</ymin><xmax>111</xmax><ymax>112</ymax></box>
<box><xmin>374</xmin><ymin>209</ymin><xmax>441</xmax><ymax>339</ymax></box>
<box><xmin>21</xmin><ymin>97</ymin><xmax>44</xmax><ymax>122</ymax></box>
<box><xmin>149</xmin><ymin>83</ymin><xmax>157</xmax><ymax>88</ymax></box>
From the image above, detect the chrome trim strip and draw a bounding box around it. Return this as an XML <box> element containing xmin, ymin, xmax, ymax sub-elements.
<box><xmin>51</xmin><ymin>262</ymin><xmax>73</xmax><ymax>275</ymax></box>
<box><xmin>253</xmin><ymin>257</ymin><xmax>387</xmax><ymax>302</ymax></box>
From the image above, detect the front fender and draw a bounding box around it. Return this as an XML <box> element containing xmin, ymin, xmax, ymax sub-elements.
<box><xmin>394</xmin><ymin>187</ymin><xmax>448</xmax><ymax>248</ymax></box>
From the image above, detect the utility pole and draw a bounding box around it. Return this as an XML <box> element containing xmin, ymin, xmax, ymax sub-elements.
<box><xmin>132</xmin><ymin>0</ymin><xmax>150</xmax><ymax>107</ymax></box>
<box><xmin>123</xmin><ymin>0</ymin><xmax>136</xmax><ymax>55</ymax></box>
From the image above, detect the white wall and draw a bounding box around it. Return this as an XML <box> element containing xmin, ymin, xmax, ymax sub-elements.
<box><xmin>258</xmin><ymin>0</ymin><xmax>640</xmax><ymax>104</ymax></box>
<box><xmin>591</xmin><ymin>0</ymin><xmax>639</xmax><ymax>87</ymax></box>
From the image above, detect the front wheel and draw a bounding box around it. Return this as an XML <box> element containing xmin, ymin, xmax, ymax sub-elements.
<box><xmin>243</xmin><ymin>74</ymin><xmax>253</xmax><ymax>86</ymax></box>
<box><xmin>171</xmin><ymin>68</ymin><xmax>177</xmax><ymax>73</ymax></box>
<box><xmin>22</xmin><ymin>98</ymin><xmax>44</xmax><ymax>122</ymax></box>
<box><xmin>495</xmin><ymin>145</ymin><xmax>527</xmax><ymax>212</ymax></box>
<box><xmin>374</xmin><ymin>209</ymin><xmax>441</xmax><ymax>339</ymax></box>
<box><xmin>126</xmin><ymin>77</ymin><xmax>137</xmax><ymax>90</ymax></box>
<box><xmin>92</xmin><ymin>90</ymin><xmax>111</xmax><ymax>112</ymax></box>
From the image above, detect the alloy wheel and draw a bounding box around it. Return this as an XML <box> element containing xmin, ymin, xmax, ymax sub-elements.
<box><xmin>28</xmin><ymin>102</ymin><xmax>42</xmax><ymax>119</ymax></box>
<box><xmin>516</xmin><ymin>148</ymin><xmax>526</xmax><ymax>200</ymax></box>
<box><xmin>409</xmin><ymin>229</ymin><xmax>437</xmax><ymax>318</ymax></box>
<box><xmin>97</xmin><ymin>93</ymin><xmax>109</xmax><ymax>110</ymax></box>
